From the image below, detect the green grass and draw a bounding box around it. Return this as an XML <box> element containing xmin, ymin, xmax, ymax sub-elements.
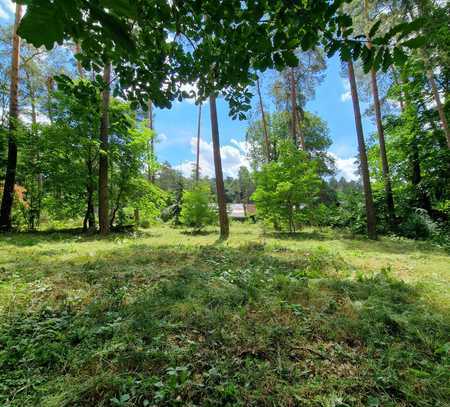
<box><xmin>0</xmin><ymin>223</ymin><xmax>449</xmax><ymax>406</ymax></box>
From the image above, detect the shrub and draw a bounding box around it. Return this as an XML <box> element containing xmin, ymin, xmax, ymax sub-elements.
<box><xmin>180</xmin><ymin>183</ymin><xmax>216</xmax><ymax>232</ymax></box>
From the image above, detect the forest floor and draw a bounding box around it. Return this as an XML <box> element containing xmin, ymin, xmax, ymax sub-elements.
<box><xmin>0</xmin><ymin>223</ymin><xmax>449</xmax><ymax>406</ymax></box>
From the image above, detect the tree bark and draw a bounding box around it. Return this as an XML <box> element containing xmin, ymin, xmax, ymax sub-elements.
<box><xmin>296</xmin><ymin>106</ymin><xmax>306</xmax><ymax>151</ymax></box>
<box><xmin>363</xmin><ymin>0</ymin><xmax>395</xmax><ymax>225</ymax></box>
<box><xmin>83</xmin><ymin>151</ymin><xmax>96</xmax><ymax>232</ymax></box>
<box><xmin>195</xmin><ymin>103</ymin><xmax>202</xmax><ymax>181</ymax></box>
<box><xmin>98</xmin><ymin>62</ymin><xmax>111</xmax><ymax>235</ymax></box>
<box><xmin>256</xmin><ymin>77</ymin><xmax>271</xmax><ymax>161</ymax></box>
<box><xmin>147</xmin><ymin>99</ymin><xmax>155</xmax><ymax>182</ymax></box>
<box><xmin>347</xmin><ymin>60</ymin><xmax>377</xmax><ymax>240</ymax></box>
<box><xmin>426</xmin><ymin>70</ymin><xmax>450</xmax><ymax>148</ymax></box>
<box><xmin>289</xmin><ymin>69</ymin><xmax>298</xmax><ymax>147</ymax></box>
<box><xmin>0</xmin><ymin>4</ymin><xmax>22</xmax><ymax>231</ymax></box>
<box><xmin>370</xmin><ymin>67</ymin><xmax>396</xmax><ymax>224</ymax></box>
<box><xmin>46</xmin><ymin>77</ymin><xmax>54</xmax><ymax>124</ymax></box>
<box><xmin>209</xmin><ymin>93</ymin><xmax>229</xmax><ymax>239</ymax></box>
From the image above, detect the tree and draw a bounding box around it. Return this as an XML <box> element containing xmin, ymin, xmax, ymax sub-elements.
<box><xmin>346</xmin><ymin>59</ymin><xmax>377</xmax><ymax>239</ymax></box>
<box><xmin>98</xmin><ymin>63</ymin><xmax>111</xmax><ymax>235</ymax></box>
<box><xmin>363</xmin><ymin>0</ymin><xmax>396</xmax><ymax>225</ymax></box>
<box><xmin>195</xmin><ymin>103</ymin><xmax>202</xmax><ymax>182</ymax></box>
<box><xmin>180</xmin><ymin>182</ymin><xmax>215</xmax><ymax>233</ymax></box>
<box><xmin>0</xmin><ymin>3</ymin><xmax>22</xmax><ymax>230</ymax></box>
<box><xmin>252</xmin><ymin>141</ymin><xmax>322</xmax><ymax>233</ymax></box>
<box><xmin>209</xmin><ymin>94</ymin><xmax>229</xmax><ymax>239</ymax></box>
<box><xmin>246</xmin><ymin>110</ymin><xmax>333</xmax><ymax>176</ymax></box>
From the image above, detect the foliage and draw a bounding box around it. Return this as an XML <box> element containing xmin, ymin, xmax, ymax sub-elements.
<box><xmin>17</xmin><ymin>0</ymin><xmax>426</xmax><ymax>116</ymax></box>
<box><xmin>180</xmin><ymin>182</ymin><xmax>216</xmax><ymax>232</ymax></box>
<box><xmin>252</xmin><ymin>141</ymin><xmax>322</xmax><ymax>232</ymax></box>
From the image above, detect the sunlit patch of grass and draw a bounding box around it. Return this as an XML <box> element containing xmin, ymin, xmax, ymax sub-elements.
<box><xmin>0</xmin><ymin>223</ymin><xmax>449</xmax><ymax>406</ymax></box>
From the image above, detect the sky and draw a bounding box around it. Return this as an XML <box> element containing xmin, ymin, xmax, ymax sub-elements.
<box><xmin>154</xmin><ymin>55</ymin><xmax>375</xmax><ymax>181</ymax></box>
<box><xmin>0</xmin><ymin>0</ymin><xmax>376</xmax><ymax>181</ymax></box>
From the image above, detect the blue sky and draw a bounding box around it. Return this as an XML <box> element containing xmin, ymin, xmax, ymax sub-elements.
<box><xmin>154</xmin><ymin>55</ymin><xmax>374</xmax><ymax>180</ymax></box>
<box><xmin>0</xmin><ymin>0</ymin><xmax>375</xmax><ymax>180</ymax></box>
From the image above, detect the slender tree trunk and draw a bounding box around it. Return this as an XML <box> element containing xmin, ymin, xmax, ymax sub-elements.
<box><xmin>195</xmin><ymin>103</ymin><xmax>202</xmax><ymax>181</ymax></box>
<box><xmin>83</xmin><ymin>151</ymin><xmax>96</xmax><ymax>232</ymax></box>
<box><xmin>296</xmin><ymin>107</ymin><xmax>306</xmax><ymax>151</ymax></box>
<box><xmin>147</xmin><ymin>99</ymin><xmax>155</xmax><ymax>182</ymax></box>
<box><xmin>26</xmin><ymin>73</ymin><xmax>42</xmax><ymax>230</ymax></box>
<box><xmin>400</xmin><ymin>76</ymin><xmax>433</xmax><ymax>212</ymax></box>
<box><xmin>256</xmin><ymin>77</ymin><xmax>271</xmax><ymax>161</ymax></box>
<box><xmin>347</xmin><ymin>60</ymin><xmax>377</xmax><ymax>240</ymax></box>
<box><xmin>363</xmin><ymin>0</ymin><xmax>395</xmax><ymax>225</ymax></box>
<box><xmin>370</xmin><ymin>67</ymin><xmax>396</xmax><ymax>224</ymax></box>
<box><xmin>426</xmin><ymin>70</ymin><xmax>450</xmax><ymax>148</ymax></box>
<box><xmin>0</xmin><ymin>4</ymin><xmax>22</xmax><ymax>231</ymax></box>
<box><xmin>98</xmin><ymin>62</ymin><xmax>111</xmax><ymax>235</ymax></box>
<box><xmin>209</xmin><ymin>93</ymin><xmax>229</xmax><ymax>239</ymax></box>
<box><xmin>46</xmin><ymin>77</ymin><xmax>54</xmax><ymax>124</ymax></box>
<box><xmin>289</xmin><ymin>69</ymin><xmax>298</xmax><ymax>147</ymax></box>
<box><xmin>134</xmin><ymin>208</ymin><xmax>140</xmax><ymax>226</ymax></box>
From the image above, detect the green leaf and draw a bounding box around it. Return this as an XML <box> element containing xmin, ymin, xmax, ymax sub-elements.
<box><xmin>400</xmin><ymin>36</ymin><xmax>427</xmax><ymax>49</ymax></box>
<box><xmin>369</xmin><ymin>20</ymin><xmax>382</xmax><ymax>39</ymax></box>
<box><xmin>393</xmin><ymin>47</ymin><xmax>408</xmax><ymax>66</ymax></box>
<box><xmin>18</xmin><ymin>3</ymin><xmax>65</xmax><ymax>49</ymax></box>
<box><xmin>282</xmin><ymin>51</ymin><xmax>299</xmax><ymax>68</ymax></box>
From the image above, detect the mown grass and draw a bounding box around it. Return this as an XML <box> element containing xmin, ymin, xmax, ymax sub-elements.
<box><xmin>0</xmin><ymin>223</ymin><xmax>449</xmax><ymax>406</ymax></box>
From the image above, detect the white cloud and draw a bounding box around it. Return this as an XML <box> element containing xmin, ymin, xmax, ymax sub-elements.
<box><xmin>157</xmin><ymin>132</ymin><xmax>167</xmax><ymax>143</ymax></box>
<box><xmin>330</xmin><ymin>153</ymin><xmax>359</xmax><ymax>181</ymax></box>
<box><xmin>340</xmin><ymin>78</ymin><xmax>351</xmax><ymax>102</ymax></box>
<box><xmin>176</xmin><ymin>137</ymin><xmax>250</xmax><ymax>178</ymax></box>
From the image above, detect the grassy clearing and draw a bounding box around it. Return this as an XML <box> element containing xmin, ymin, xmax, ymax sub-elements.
<box><xmin>0</xmin><ymin>223</ymin><xmax>449</xmax><ymax>406</ymax></box>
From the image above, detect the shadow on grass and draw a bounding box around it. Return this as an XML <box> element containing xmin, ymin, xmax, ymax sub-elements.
<box><xmin>1</xmin><ymin>240</ymin><xmax>449</xmax><ymax>406</ymax></box>
<box><xmin>264</xmin><ymin>230</ymin><xmax>331</xmax><ymax>241</ymax></box>
<box><xmin>0</xmin><ymin>228</ymin><xmax>168</xmax><ymax>248</ymax></box>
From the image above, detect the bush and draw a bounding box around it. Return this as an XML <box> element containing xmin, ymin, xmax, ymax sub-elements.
<box><xmin>180</xmin><ymin>183</ymin><xmax>216</xmax><ymax>232</ymax></box>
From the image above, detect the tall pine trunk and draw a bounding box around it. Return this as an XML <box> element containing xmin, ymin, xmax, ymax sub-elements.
<box><xmin>289</xmin><ymin>69</ymin><xmax>298</xmax><ymax>147</ymax></box>
<box><xmin>195</xmin><ymin>103</ymin><xmax>202</xmax><ymax>181</ymax></box>
<box><xmin>426</xmin><ymin>70</ymin><xmax>450</xmax><ymax>148</ymax></box>
<box><xmin>363</xmin><ymin>0</ymin><xmax>395</xmax><ymax>225</ymax></box>
<box><xmin>209</xmin><ymin>94</ymin><xmax>229</xmax><ymax>240</ymax></box>
<box><xmin>255</xmin><ymin>77</ymin><xmax>271</xmax><ymax>161</ymax></box>
<box><xmin>98</xmin><ymin>62</ymin><xmax>111</xmax><ymax>235</ymax></box>
<box><xmin>147</xmin><ymin>99</ymin><xmax>155</xmax><ymax>182</ymax></box>
<box><xmin>0</xmin><ymin>4</ymin><xmax>22</xmax><ymax>231</ymax></box>
<box><xmin>347</xmin><ymin>60</ymin><xmax>377</xmax><ymax>240</ymax></box>
<box><xmin>370</xmin><ymin>67</ymin><xmax>396</xmax><ymax>224</ymax></box>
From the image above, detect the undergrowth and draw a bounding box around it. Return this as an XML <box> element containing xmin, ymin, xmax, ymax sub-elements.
<box><xmin>0</xmin><ymin>226</ymin><xmax>449</xmax><ymax>406</ymax></box>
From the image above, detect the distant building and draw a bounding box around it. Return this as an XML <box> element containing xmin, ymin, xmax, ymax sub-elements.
<box><xmin>228</xmin><ymin>203</ymin><xmax>256</xmax><ymax>220</ymax></box>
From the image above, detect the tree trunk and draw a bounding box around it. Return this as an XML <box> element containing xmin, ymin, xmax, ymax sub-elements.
<box><xmin>83</xmin><ymin>152</ymin><xmax>96</xmax><ymax>232</ymax></box>
<box><xmin>363</xmin><ymin>0</ymin><xmax>395</xmax><ymax>225</ymax></box>
<box><xmin>147</xmin><ymin>99</ymin><xmax>155</xmax><ymax>182</ymax></box>
<box><xmin>426</xmin><ymin>70</ymin><xmax>450</xmax><ymax>148</ymax></box>
<box><xmin>256</xmin><ymin>77</ymin><xmax>271</xmax><ymax>161</ymax></box>
<box><xmin>289</xmin><ymin>69</ymin><xmax>298</xmax><ymax>147</ymax></box>
<box><xmin>46</xmin><ymin>76</ymin><xmax>54</xmax><ymax>124</ymax></box>
<box><xmin>98</xmin><ymin>62</ymin><xmax>111</xmax><ymax>235</ymax></box>
<box><xmin>370</xmin><ymin>67</ymin><xmax>396</xmax><ymax>224</ymax></box>
<box><xmin>347</xmin><ymin>60</ymin><xmax>377</xmax><ymax>240</ymax></box>
<box><xmin>0</xmin><ymin>4</ymin><xmax>22</xmax><ymax>231</ymax></box>
<box><xmin>296</xmin><ymin>106</ymin><xmax>306</xmax><ymax>151</ymax></box>
<box><xmin>195</xmin><ymin>103</ymin><xmax>202</xmax><ymax>181</ymax></box>
<box><xmin>209</xmin><ymin>93</ymin><xmax>229</xmax><ymax>239</ymax></box>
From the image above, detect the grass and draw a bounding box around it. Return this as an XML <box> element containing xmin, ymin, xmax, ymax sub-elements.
<box><xmin>0</xmin><ymin>223</ymin><xmax>449</xmax><ymax>406</ymax></box>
